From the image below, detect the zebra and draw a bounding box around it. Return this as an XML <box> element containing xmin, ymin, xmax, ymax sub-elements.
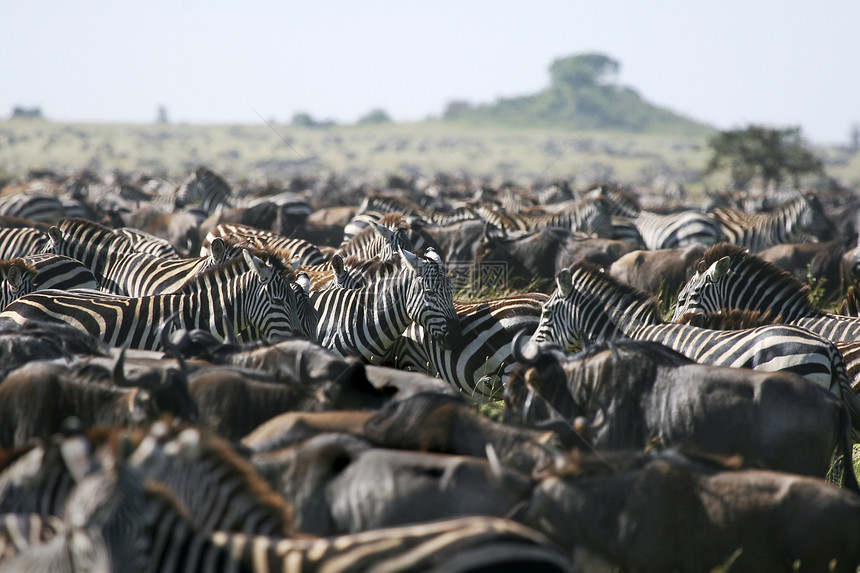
<box><xmin>0</xmin><ymin>249</ymin><xmax>306</xmax><ymax>350</ymax></box>
<box><xmin>96</xmin><ymin>236</ymin><xmax>238</xmax><ymax>297</ymax></box>
<box><xmin>475</xmin><ymin>197</ymin><xmax>614</xmax><ymax>238</ymax></box>
<box><xmin>337</xmin><ymin>211</ymin><xmax>417</xmax><ymax>261</ymax></box>
<box><xmin>1</xmin><ymin>255</ymin><xmax>98</xmax><ymax>309</ymax></box>
<box><xmin>114</xmin><ymin>227</ymin><xmax>181</xmax><ymax>259</ymax></box>
<box><xmin>0</xmin><ymin>227</ymin><xmax>50</xmax><ymax>259</ymax></box>
<box><xmin>174</xmin><ymin>165</ymin><xmax>233</xmax><ymax>215</ymax></box>
<box><xmin>631</xmin><ymin>209</ymin><xmax>727</xmax><ymax>250</ymax></box>
<box><xmin>672</xmin><ymin>243</ymin><xmax>860</xmax><ymax>341</ymax></box>
<box><xmin>708</xmin><ymin>192</ymin><xmax>832</xmax><ymax>252</ymax></box>
<box><xmin>387</xmin><ymin>293</ymin><xmax>548</xmax><ymax>402</ymax></box>
<box><xmin>591</xmin><ymin>185</ymin><xmax>726</xmax><ymax>250</ymax></box>
<box><xmin>311</xmin><ymin>248</ymin><xmax>459</xmax><ymax>363</ymax></box>
<box><xmin>202</xmin><ymin>222</ymin><xmax>326</xmax><ymax>266</ymax></box>
<box><xmin>0</xmin><ymin>192</ymin><xmax>65</xmax><ymax>225</ymax></box>
<box><xmin>528</xmin><ymin>261</ymin><xmax>860</xmax><ymax>437</ymax></box>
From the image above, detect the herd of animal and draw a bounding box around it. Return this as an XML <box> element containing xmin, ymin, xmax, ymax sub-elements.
<box><xmin>1</xmin><ymin>165</ymin><xmax>860</xmax><ymax>571</ymax></box>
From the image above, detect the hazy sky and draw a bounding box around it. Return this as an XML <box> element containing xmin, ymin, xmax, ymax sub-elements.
<box><xmin>3</xmin><ymin>0</ymin><xmax>858</xmax><ymax>144</ymax></box>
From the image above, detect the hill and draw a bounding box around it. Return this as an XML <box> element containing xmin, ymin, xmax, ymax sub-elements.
<box><xmin>436</xmin><ymin>53</ymin><xmax>713</xmax><ymax>135</ymax></box>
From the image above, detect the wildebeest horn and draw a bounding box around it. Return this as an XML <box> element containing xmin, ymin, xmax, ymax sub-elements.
<box><xmin>158</xmin><ymin>312</ymin><xmax>189</xmax><ymax>375</ymax></box>
<box><xmin>113</xmin><ymin>345</ymin><xmax>133</xmax><ymax>387</ymax></box>
<box><xmin>512</xmin><ymin>330</ymin><xmax>540</xmax><ymax>364</ymax></box>
<box><xmin>485</xmin><ymin>444</ymin><xmax>532</xmax><ymax>499</ymax></box>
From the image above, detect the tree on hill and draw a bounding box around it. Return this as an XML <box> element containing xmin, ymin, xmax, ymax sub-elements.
<box><xmin>705</xmin><ymin>125</ymin><xmax>824</xmax><ymax>189</ymax></box>
<box><xmin>439</xmin><ymin>53</ymin><xmax>709</xmax><ymax>134</ymax></box>
<box><xmin>357</xmin><ymin>108</ymin><xmax>392</xmax><ymax>125</ymax></box>
<box><xmin>10</xmin><ymin>106</ymin><xmax>43</xmax><ymax>119</ymax></box>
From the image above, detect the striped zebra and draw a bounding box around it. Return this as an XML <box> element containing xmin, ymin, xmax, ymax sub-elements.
<box><xmin>202</xmin><ymin>222</ymin><xmax>326</xmax><ymax>266</ymax></box>
<box><xmin>311</xmin><ymin>248</ymin><xmax>459</xmax><ymax>363</ymax></box>
<box><xmin>338</xmin><ymin>211</ymin><xmax>417</xmax><ymax>260</ymax></box>
<box><xmin>475</xmin><ymin>197</ymin><xmax>614</xmax><ymax>238</ymax></box>
<box><xmin>115</xmin><ymin>227</ymin><xmax>181</xmax><ymax>259</ymax></box>
<box><xmin>672</xmin><ymin>243</ymin><xmax>860</xmax><ymax>341</ymax></box>
<box><xmin>0</xmin><ymin>250</ymin><xmax>305</xmax><ymax>349</ymax></box>
<box><xmin>708</xmin><ymin>192</ymin><xmax>832</xmax><ymax>252</ymax></box>
<box><xmin>0</xmin><ymin>192</ymin><xmax>65</xmax><ymax>224</ymax></box>
<box><xmin>0</xmin><ymin>227</ymin><xmax>49</xmax><ymax>259</ymax></box>
<box><xmin>387</xmin><ymin>293</ymin><xmax>547</xmax><ymax>402</ymax></box>
<box><xmin>528</xmin><ymin>262</ymin><xmax>860</xmax><ymax>436</ymax></box>
<box><xmin>41</xmin><ymin>458</ymin><xmax>572</xmax><ymax>573</ymax></box>
<box><xmin>1</xmin><ymin>255</ymin><xmax>98</xmax><ymax>309</ymax></box>
<box><xmin>0</xmin><ymin>513</ymin><xmax>64</xmax><ymax>563</ymax></box>
<box><xmin>631</xmin><ymin>209</ymin><xmax>727</xmax><ymax>250</ymax></box>
<box><xmin>592</xmin><ymin>185</ymin><xmax>726</xmax><ymax>250</ymax></box>
<box><xmin>97</xmin><ymin>237</ymin><xmax>238</xmax><ymax>297</ymax></box>
<box><xmin>174</xmin><ymin>165</ymin><xmax>233</xmax><ymax>215</ymax></box>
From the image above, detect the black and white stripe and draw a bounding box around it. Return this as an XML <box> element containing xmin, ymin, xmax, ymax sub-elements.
<box><xmin>530</xmin><ymin>262</ymin><xmax>857</xmax><ymax>408</ymax></box>
<box><xmin>311</xmin><ymin>249</ymin><xmax>459</xmax><ymax>362</ymax></box>
<box><xmin>708</xmin><ymin>192</ymin><xmax>831</xmax><ymax>252</ymax></box>
<box><xmin>673</xmin><ymin>243</ymin><xmax>860</xmax><ymax>341</ymax></box>
<box><xmin>388</xmin><ymin>293</ymin><xmax>547</xmax><ymax>401</ymax></box>
<box><xmin>0</xmin><ymin>250</ymin><xmax>304</xmax><ymax>349</ymax></box>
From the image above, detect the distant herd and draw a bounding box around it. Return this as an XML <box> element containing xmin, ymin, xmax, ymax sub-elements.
<box><xmin>1</xmin><ymin>165</ymin><xmax>860</xmax><ymax>571</ymax></box>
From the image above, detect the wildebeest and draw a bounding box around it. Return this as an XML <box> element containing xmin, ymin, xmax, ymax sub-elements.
<box><xmin>474</xmin><ymin>226</ymin><xmax>635</xmax><ymax>289</ymax></box>
<box><xmin>608</xmin><ymin>243</ymin><xmax>707</xmax><ymax>296</ymax></box>
<box><xmin>510</xmin><ymin>335</ymin><xmax>859</xmax><ymax>489</ymax></box>
<box><xmin>519</xmin><ymin>448</ymin><xmax>860</xmax><ymax>573</ymax></box>
<box><xmin>255</xmin><ymin>432</ymin><xmax>529</xmax><ymax>536</ymax></box>
<box><xmin>0</xmin><ymin>348</ymin><xmax>197</xmax><ymax>448</ymax></box>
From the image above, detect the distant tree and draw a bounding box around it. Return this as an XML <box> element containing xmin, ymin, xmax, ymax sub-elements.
<box><xmin>156</xmin><ymin>105</ymin><xmax>169</xmax><ymax>124</ymax></box>
<box><xmin>705</xmin><ymin>125</ymin><xmax>824</xmax><ymax>189</ymax></box>
<box><xmin>357</xmin><ymin>108</ymin><xmax>392</xmax><ymax>125</ymax></box>
<box><xmin>10</xmin><ymin>106</ymin><xmax>43</xmax><ymax>119</ymax></box>
<box><xmin>290</xmin><ymin>112</ymin><xmax>317</xmax><ymax>127</ymax></box>
<box><xmin>442</xmin><ymin>100</ymin><xmax>474</xmax><ymax>120</ymax></box>
<box><xmin>850</xmin><ymin>123</ymin><xmax>860</xmax><ymax>153</ymax></box>
<box><xmin>549</xmin><ymin>53</ymin><xmax>619</xmax><ymax>91</ymax></box>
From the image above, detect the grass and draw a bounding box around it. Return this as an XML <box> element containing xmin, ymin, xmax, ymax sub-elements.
<box><xmin>5</xmin><ymin>118</ymin><xmax>859</xmax><ymax>198</ymax></box>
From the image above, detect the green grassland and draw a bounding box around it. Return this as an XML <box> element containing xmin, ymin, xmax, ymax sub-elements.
<box><xmin>5</xmin><ymin>119</ymin><xmax>859</xmax><ymax>198</ymax></box>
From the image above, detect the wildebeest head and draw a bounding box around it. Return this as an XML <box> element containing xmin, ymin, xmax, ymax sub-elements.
<box><xmin>113</xmin><ymin>346</ymin><xmax>198</xmax><ymax>424</ymax></box>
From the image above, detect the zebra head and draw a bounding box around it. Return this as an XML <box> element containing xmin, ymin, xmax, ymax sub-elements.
<box><xmin>241</xmin><ymin>249</ymin><xmax>306</xmax><ymax>343</ymax></box>
<box><xmin>530</xmin><ymin>268</ymin><xmax>584</xmax><ymax>351</ymax></box>
<box><xmin>400</xmin><ymin>248</ymin><xmax>460</xmax><ymax>349</ymax></box>
<box><xmin>0</xmin><ymin>259</ymin><xmax>38</xmax><ymax>309</ymax></box>
<box><xmin>793</xmin><ymin>192</ymin><xmax>831</xmax><ymax>241</ymax></box>
<box><xmin>671</xmin><ymin>249</ymin><xmax>734</xmax><ymax>321</ymax></box>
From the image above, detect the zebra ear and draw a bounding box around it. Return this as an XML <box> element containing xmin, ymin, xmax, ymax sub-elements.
<box><xmin>399</xmin><ymin>248</ymin><xmax>424</xmax><ymax>273</ymax></box>
<box><xmin>424</xmin><ymin>247</ymin><xmax>443</xmax><ymax>270</ymax></box>
<box><xmin>713</xmin><ymin>255</ymin><xmax>732</xmax><ymax>279</ymax></box>
<box><xmin>296</xmin><ymin>272</ymin><xmax>311</xmax><ymax>295</ymax></box>
<box><xmin>242</xmin><ymin>249</ymin><xmax>273</xmax><ymax>283</ymax></box>
<box><xmin>5</xmin><ymin>263</ymin><xmax>22</xmax><ymax>292</ymax></box>
<box><xmin>371</xmin><ymin>221</ymin><xmax>396</xmax><ymax>242</ymax></box>
<box><xmin>556</xmin><ymin>269</ymin><xmax>573</xmax><ymax>297</ymax></box>
<box><xmin>332</xmin><ymin>254</ymin><xmax>345</xmax><ymax>276</ymax></box>
<box><xmin>209</xmin><ymin>237</ymin><xmax>225</xmax><ymax>261</ymax></box>
<box><xmin>48</xmin><ymin>225</ymin><xmax>63</xmax><ymax>245</ymax></box>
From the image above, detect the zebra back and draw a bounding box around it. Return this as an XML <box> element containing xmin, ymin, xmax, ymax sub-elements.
<box><xmin>174</xmin><ymin>165</ymin><xmax>233</xmax><ymax>215</ymax></box>
<box><xmin>389</xmin><ymin>293</ymin><xmax>547</xmax><ymax>401</ymax></box>
<box><xmin>0</xmin><ymin>249</ymin><xmax>306</xmax><ymax>349</ymax></box>
<box><xmin>532</xmin><ymin>261</ymin><xmax>854</xmax><ymax>395</ymax></box>
<box><xmin>0</xmin><ymin>227</ymin><xmax>50</xmax><ymax>259</ymax></box>
<box><xmin>114</xmin><ymin>227</ymin><xmax>180</xmax><ymax>259</ymax></box>
<box><xmin>673</xmin><ymin>243</ymin><xmax>860</xmax><ymax>341</ymax></box>
<box><xmin>708</xmin><ymin>192</ymin><xmax>831</xmax><ymax>252</ymax></box>
<box><xmin>203</xmin><ymin>222</ymin><xmax>326</xmax><ymax>266</ymax></box>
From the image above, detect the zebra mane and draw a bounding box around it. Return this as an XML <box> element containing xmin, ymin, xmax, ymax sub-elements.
<box><xmin>675</xmin><ymin>309</ymin><xmax>785</xmax><ymax>330</ymax></box>
<box><xmin>56</xmin><ymin>217</ymin><xmax>130</xmax><ymax>248</ymax></box>
<box><xmin>567</xmin><ymin>260</ymin><xmax>662</xmax><ymax>324</ymax></box>
<box><xmin>157</xmin><ymin>425</ymin><xmax>296</xmax><ymax>534</ymax></box>
<box><xmin>182</xmin><ymin>247</ymin><xmax>295</xmax><ymax>290</ymax></box>
<box><xmin>696</xmin><ymin>243</ymin><xmax>814</xmax><ymax>306</ymax></box>
<box><xmin>0</xmin><ymin>258</ymin><xmax>38</xmax><ymax>278</ymax></box>
<box><xmin>569</xmin><ymin>337</ymin><xmax>691</xmax><ymax>366</ymax></box>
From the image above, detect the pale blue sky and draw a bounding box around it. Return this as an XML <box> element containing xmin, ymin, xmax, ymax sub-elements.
<box><xmin>3</xmin><ymin>0</ymin><xmax>858</xmax><ymax>144</ymax></box>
